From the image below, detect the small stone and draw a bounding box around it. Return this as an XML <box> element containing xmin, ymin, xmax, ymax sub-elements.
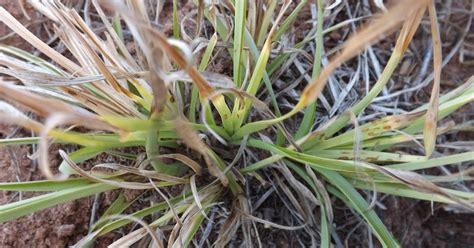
<box><xmin>35</xmin><ymin>228</ymin><xmax>47</xmax><ymax>240</ymax></box>
<box><xmin>329</xmin><ymin>31</ymin><xmax>341</xmax><ymax>41</ymax></box>
<box><xmin>56</xmin><ymin>224</ymin><xmax>76</xmax><ymax>237</ymax></box>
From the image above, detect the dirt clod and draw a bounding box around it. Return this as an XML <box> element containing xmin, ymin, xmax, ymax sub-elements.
<box><xmin>56</xmin><ymin>224</ymin><xmax>76</xmax><ymax>238</ymax></box>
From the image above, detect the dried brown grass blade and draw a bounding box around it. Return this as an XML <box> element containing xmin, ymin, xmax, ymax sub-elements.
<box><xmin>62</xmin><ymin>87</ymin><xmax>130</xmax><ymax>117</ymax></box>
<box><xmin>107</xmin><ymin>1</ymin><xmax>214</xmax><ymax>98</ymax></box>
<box><xmin>367</xmin><ymin>162</ymin><xmax>474</xmax><ymax>210</ymax></box>
<box><xmin>147</xmin><ymin>49</ymin><xmax>168</xmax><ymax>115</ymax></box>
<box><xmin>0</xmin><ymin>83</ymin><xmax>118</xmax><ymax>132</ymax></box>
<box><xmin>305</xmin><ymin>165</ymin><xmax>333</xmax><ymax>224</ymax></box>
<box><xmin>91</xmin><ymin>0</ymin><xmax>140</xmax><ymax>69</ymax></box>
<box><xmin>196</xmin><ymin>0</ymin><xmax>204</xmax><ymax>37</ymax></box>
<box><xmin>61</xmin><ymin>150</ymin><xmax>183</xmax><ymax>188</ymax></box>
<box><xmin>108</xmin><ymin>228</ymin><xmax>148</xmax><ymax>248</ymax></box>
<box><xmin>424</xmin><ymin>1</ymin><xmax>442</xmax><ymax>157</ymax></box>
<box><xmin>105</xmin><ymin>216</ymin><xmax>163</xmax><ymax>248</ymax></box>
<box><xmin>42</xmin><ymin>2</ymin><xmax>143</xmax><ymax>118</ymax></box>
<box><xmin>0</xmin><ymin>6</ymin><xmax>80</xmax><ymax>73</ymax></box>
<box><xmin>0</xmin><ymin>100</ymin><xmax>43</xmax><ymax>132</ymax></box>
<box><xmin>175</xmin><ymin>116</ymin><xmax>228</xmax><ymax>186</ymax></box>
<box><xmin>169</xmin><ymin>185</ymin><xmax>221</xmax><ymax>248</ymax></box>
<box><xmin>68</xmin><ymin>10</ymin><xmax>138</xmax><ymax>98</ymax></box>
<box><xmin>93</xmin><ymin>163</ymin><xmax>188</xmax><ymax>183</ymax></box>
<box><xmin>190</xmin><ymin>175</ymin><xmax>210</xmax><ymax>221</ymax></box>
<box><xmin>298</xmin><ymin>0</ymin><xmax>430</xmax><ymax>109</ymax></box>
<box><xmin>215</xmin><ymin>197</ymin><xmax>241</xmax><ymax>247</ymax></box>
<box><xmin>145</xmin><ymin>154</ymin><xmax>202</xmax><ymax>175</ymax></box>
<box><xmin>98</xmin><ymin>0</ymin><xmax>169</xmax><ymax>116</ymax></box>
<box><xmin>241</xmin><ymin>212</ymin><xmax>305</xmax><ymax>230</ymax></box>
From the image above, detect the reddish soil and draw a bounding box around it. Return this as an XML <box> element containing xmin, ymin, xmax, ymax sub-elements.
<box><xmin>0</xmin><ymin>127</ymin><xmax>88</xmax><ymax>247</ymax></box>
<box><xmin>0</xmin><ymin>1</ymin><xmax>97</xmax><ymax>246</ymax></box>
<box><xmin>0</xmin><ymin>0</ymin><xmax>43</xmax><ymax>51</ymax></box>
<box><xmin>382</xmin><ymin>197</ymin><xmax>474</xmax><ymax>248</ymax></box>
<box><xmin>0</xmin><ymin>125</ymin><xmax>123</xmax><ymax>247</ymax></box>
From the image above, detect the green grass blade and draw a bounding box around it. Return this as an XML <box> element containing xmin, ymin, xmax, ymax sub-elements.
<box><xmin>0</xmin><ymin>178</ymin><xmax>92</xmax><ymax>192</ymax></box>
<box><xmin>304</xmin><ymin>16</ymin><xmax>423</xmax><ymax>145</ymax></box>
<box><xmin>112</xmin><ymin>14</ymin><xmax>124</xmax><ymax>42</ymax></box>
<box><xmin>403</xmin><ymin>89</ymin><xmax>474</xmax><ymax>135</ymax></box>
<box><xmin>243</xmin><ymin>27</ymin><xmax>284</xmax><ymax>144</ymax></box>
<box><xmin>352</xmin><ymin>180</ymin><xmax>471</xmax><ymax>203</ymax></box>
<box><xmin>172</xmin><ymin>0</ymin><xmax>179</xmax><ymax>39</ymax></box>
<box><xmin>317</xmin><ymin>169</ymin><xmax>400</xmax><ymax>247</ymax></box>
<box><xmin>92</xmin><ymin>193</ymin><xmax>136</xmax><ymax>231</ymax></box>
<box><xmin>232</xmin><ymin>1</ymin><xmax>292</xmax><ymax>130</ymax></box>
<box><xmin>306</xmin><ymin>149</ymin><xmax>427</xmax><ymax>163</ymax></box>
<box><xmin>240</xmin><ymin>154</ymin><xmax>284</xmax><ymax>173</ymax></box>
<box><xmin>0</xmin><ymin>183</ymin><xmax>116</xmax><ymax>223</ymax></box>
<box><xmin>182</xmin><ymin>191</ymin><xmax>220</xmax><ymax>246</ymax></box>
<box><xmin>256</xmin><ymin>0</ymin><xmax>277</xmax><ymax>46</ymax></box>
<box><xmin>295</xmin><ymin>0</ymin><xmax>324</xmax><ymax>139</ymax></box>
<box><xmin>190</xmin><ymin>33</ymin><xmax>218</xmax><ymax>122</ymax></box>
<box><xmin>233</xmin><ymin>0</ymin><xmax>246</xmax><ymax>87</ymax></box>
<box><xmin>286</xmin><ymin>161</ymin><xmax>331</xmax><ymax>247</ymax></box>
<box><xmin>0</xmin><ymin>45</ymin><xmax>64</xmax><ymax>75</ymax></box>
<box><xmin>246</xmin><ymin>138</ymin><xmax>370</xmax><ymax>173</ymax></box>
<box><xmin>96</xmin><ymin>196</ymin><xmax>188</xmax><ymax>236</ymax></box>
<box><xmin>273</xmin><ymin>0</ymin><xmax>307</xmax><ymax>42</ymax></box>
<box><xmin>58</xmin><ymin>146</ymin><xmax>115</xmax><ymax>175</ymax></box>
<box><xmin>388</xmin><ymin>151</ymin><xmax>474</xmax><ymax>171</ymax></box>
<box><xmin>0</xmin><ymin>137</ymin><xmax>40</xmax><ymax>146</ymax></box>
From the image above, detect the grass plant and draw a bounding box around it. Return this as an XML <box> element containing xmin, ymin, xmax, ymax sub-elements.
<box><xmin>0</xmin><ymin>0</ymin><xmax>473</xmax><ymax>247</ymax></box>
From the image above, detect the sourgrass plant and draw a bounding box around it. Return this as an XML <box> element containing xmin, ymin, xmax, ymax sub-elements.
<box><xmin>0</xmin><ymin>0</ymin><xmax>473</xmax><ymax>247</ymax></box>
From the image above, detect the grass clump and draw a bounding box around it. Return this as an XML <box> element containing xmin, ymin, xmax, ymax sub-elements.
<box><xmin>0</xmin><ymin>0</ymin><xmax>473</xmax><ymax>247</ymax></box>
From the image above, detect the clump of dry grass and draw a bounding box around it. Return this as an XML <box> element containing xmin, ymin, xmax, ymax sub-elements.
<box><xmin>0</xmin><ymin>0</ymin><xmax>473</xmax><ymax>247</ymax></box>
